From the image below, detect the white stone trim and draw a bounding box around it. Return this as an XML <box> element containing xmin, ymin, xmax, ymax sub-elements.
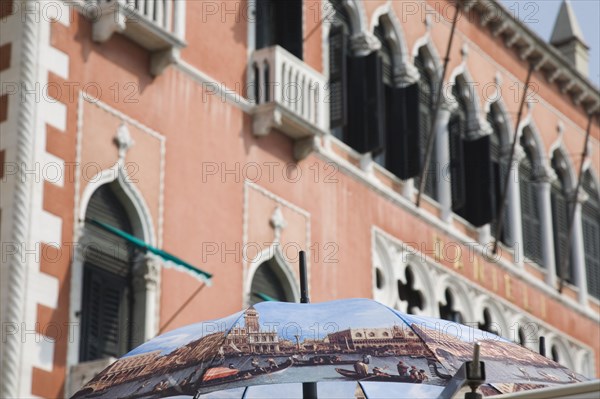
<box><xmin>242</xmin><ymin>180</ymin><xmax>311</xmax><ymax>308</ymax></box>
<box><xmin>67</xmin><ymin>95</ymin><xmax>165</xmax><ymax>371</ymax></box>
<box><xmin>372</xmin><ymin>226</ymin><xmax>594</xmax><ymax>376</ymax></box>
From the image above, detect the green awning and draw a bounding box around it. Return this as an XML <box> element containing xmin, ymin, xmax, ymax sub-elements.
<box><xmin>253</xmin><ymin>292</ymin><xmax>278</xmax><ymax>302</ymax></box>
<box><xmin>86</xmin><ymin>218</ymin><xmax>212</xmax><ymax>282</ymax></box>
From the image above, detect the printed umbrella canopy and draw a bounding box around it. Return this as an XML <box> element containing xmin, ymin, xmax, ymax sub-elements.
<box><xmin>71</xmin><ymin>299</ymin><xmax>587</xmax><ymax>399</ymax></box>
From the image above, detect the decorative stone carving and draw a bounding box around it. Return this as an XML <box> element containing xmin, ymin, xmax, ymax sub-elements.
<box><xmin>114</xmin><ymin>123</ymin><xmax>134</xmax><ymax>162</ymax></box>
<box><xmin>350</xmin><ymin>32</ymin><xmax>380</xmax><ymax>56</ymax></box>
<box><xmin>133</xmin><ymin>254</ymin><xmax>161</xmax><ymax>291</ymax></box>
<box><xmin>270</xmin><ymin>207</ymin><xmax>287</xmax><ymax>242</ymax></box>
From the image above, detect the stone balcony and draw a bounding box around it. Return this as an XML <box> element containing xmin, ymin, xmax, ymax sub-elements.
<box><xmin>249</xmin><ymin>46</ymin><xmax>328</xmax><ymax>158</ymax></box>
<box><xmin>86</xmin><ymin>0</ymin><xmax>186</xmax><ymax>75</ymax></box>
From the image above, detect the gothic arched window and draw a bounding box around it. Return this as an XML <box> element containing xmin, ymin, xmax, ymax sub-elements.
<box><xmin>449</xmin><ymin>82</ymin><xmax>468</xmax><ymax>217</ymax></box>
<box><xmin>519</xmin><ymin>131</ymin><xmax>544</xmax><ymax>266</ymax></box>
<box><xmin>582</xmin><ymin>171</ymin><xmax>600</xmax><ymax>299</ymax></box>
<box><xmin>80</xmin><ymin>183</ymin><xmax>140</xmax><ymax>362</ymax></box>
<box><xmin>414</xmin><ymin>48</ymin><xmax>437</xmax><ymax>199</ymax></box>
<box><xmin>250</xmin><ymin>257</ymin><xmax>295</xmax><ymax>305</ymax></box>
<box><xmin>328</xmin><ymin>0</ymin><xmax>351</xmax><ymax>138</ymax></box>
<box><xmin>551</xmin><ymin>152</ymin><xmax>573</xmax><ymax>282</ymax></box>
<box><xmin>488</xmin><ymin>105</ymin><xmax>511</xmax><ymax>245</ymax></box>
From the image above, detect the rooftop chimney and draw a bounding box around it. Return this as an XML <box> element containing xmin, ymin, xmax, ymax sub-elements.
<box><xmin>550</xmin><ymin>0</ymin><xmax>589</xmax><ymax>77</ymax></box>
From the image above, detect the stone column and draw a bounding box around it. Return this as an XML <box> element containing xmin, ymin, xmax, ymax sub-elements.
<box><xmin>132</xmin><ymin>254</ymin><xmax>161</xmax><ymax>344</ymax></box>
<box><xmin>436</xmin><ymin>103</ymin><xmax>453</xmax><ymax>223</ymax></box>
<box><xmin>536</xmin><ymin>168</ymin><xmax>558</xmax><ymax>287</ymax></box>
<box><xmin>507</xmin><ymin>144</ymin><xmax>525</xmax><ymax>265</ymax></box>
<box><xmin>569</xmin><ymin>191</ymin><xmax>589</xmax><ymax>305</ymax></box>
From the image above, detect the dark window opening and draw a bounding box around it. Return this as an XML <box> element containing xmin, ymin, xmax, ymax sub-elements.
<box><xmin>478</xmin><ymin>308</ymin><xmax>499</xmax><ymax>336</ymax></box>
<box><xmin>518</xmin><ymin>327</ymin><xmax>526</xmax><ymax>346</ymax></box>
<box><xmin>256</xmin><ymin>0</ymin><xmax>303</xmax><ymax>59</ymax></box>
<box><xmin>551</xmin><ymin>345</ymin><xmax>560</xmax><ymax>363</ymax></box>
<box><xmin>250</xmin><ymin>258</ymin><xmax>295</xmax><ymax>305</ymax></box>
<box><xmin>397</xmin><ymin>266</ymin><xmax>424</xmax><ymax>314</ymax></box>
<box><xmin>375</xmin><ymin>268</ymin><xmax>384</xmax><ymax>290</ymax></box>
<box><xmin>439</xmin><ymin>289</ymin><xmax>462</xmax><ymax>323</ymax></box>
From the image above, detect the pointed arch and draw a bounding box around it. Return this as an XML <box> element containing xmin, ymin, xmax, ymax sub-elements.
<box><xmin>551</xmin><ymin>145</ymin><xmax>577</xmax><ymax>190</ymax></box>
<box><xmin>78</xmin><ymin>163</ymin><xmax>156</xmax><ymax>246</ymax></box>
<box><xmin>402</xmin><ymin>254</ymin><xmax>437</xmax><ymax>317</ymax></box>
<box><xmin>245</xmin><ymin>246</ymin><xmax>300</xmax><ymax>306</ymax></box>
<box><xmin>412</xmin><ymin>36</ymin><xmax>443</xmax><ymax>83</ymax></box>
<box><xmin>373</xmin><ymin>235</ymin><xmax>397</xmax><ymax>306</ymax></box>
<box><xmin>448</xmin><ymin>67</ymin><xmax>485</xmax><ymax>137</ymax></box>
<box><xmin>370</xmin><ymin>4</ymin><xmax>416</xmax><ymax>83</ymax></box>
<box><xmin>519</xmin><ymin>122</ymin><xmax>547</xmax><ymax>173</ymax></box>
<box><xmin>472</xmin><ymin>295</ymin><xmax>509</xmax><ymax>339</ymax></box>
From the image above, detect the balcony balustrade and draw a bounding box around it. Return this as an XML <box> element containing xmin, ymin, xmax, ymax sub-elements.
<box><xmin>86</xmin><ymin>0</ymin><xmax>186</xmax><ymax>75</ymax></box>
<box><xmin>249</xmin><ymin>45</ymin><xmax>328</xmax><ymax>156</ymax></box>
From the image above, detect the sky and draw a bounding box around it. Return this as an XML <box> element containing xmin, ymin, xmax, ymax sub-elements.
<box><xmin>499</xmin><ymin>0</ymin><xmax>600</xmax><ymax>87</ymax></box>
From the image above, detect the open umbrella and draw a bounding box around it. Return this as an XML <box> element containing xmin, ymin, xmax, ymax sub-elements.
<box><xmin>71</xmin><ymin>298</ymin><xmax>586</xmax><ymax>399</ymax></box>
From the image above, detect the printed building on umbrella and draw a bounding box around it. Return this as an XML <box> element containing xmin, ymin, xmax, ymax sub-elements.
<box><xmin>326</xmin><ymin>325</ymin><xmax>430</xmax><ymax>354</ymax></box>
<box><xmin>0</xmin><ymin>0</ymin><xmax>599</xmax><ymax>398</ymax></box>
<box><xmin>224</xmin><ymin>307</ymin><xmax>281</xmax><ymax>354</ymax></box>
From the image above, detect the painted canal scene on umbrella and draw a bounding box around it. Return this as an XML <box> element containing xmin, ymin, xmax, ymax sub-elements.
<box><xmin>70</xmin><ymin>299</ymin><xmax>588</xmax><ymax>398</ymax></box>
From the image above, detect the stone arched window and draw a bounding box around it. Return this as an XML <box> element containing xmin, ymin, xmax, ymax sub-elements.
<box><xmin>487</xmin><ymin>104</ymin><xmax>511</xmax><ymax>245</ymax></box>
<box><xmin>550</xmin><ymin>150</ymin><xmax>573</xmax><ymax>282</ymax></box>
<box><xmin>414</xmin><ymin>47</ymin><xmax>437</xmax><ymax>199</ymax></box>
<box><xmin>519</xmin><ymin>129</ymin><xmax>544</xmax><ymax>266</ymax></box>
<box><xmin>582</xmin><ymin>170</ymin><xmax>600</xmax><ymax>299</ymax></box>
<box><xmin>250</xmin><ymin>257</ymin><xmax>296</xmax><ymax>305</ymax></box>
<box><xmin>328</xmin><ymin>0</ymin><xmax>352</xmax><ymax>138</ymax></box>
<box><xmin>80</xmin><ymin>182</ymin><xmax>145</xmax><ymax>361</ymax></box>
<box><xmin>448</xmin><ymin>79</ymin><xmax>469</xmax><ymax>218</ymax></box>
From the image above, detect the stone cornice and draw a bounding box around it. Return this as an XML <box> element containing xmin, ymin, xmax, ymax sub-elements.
<box><xmin>462</xmin><ymin>0</ymin><xmax>600</xmax><ymax>115</ymax></box>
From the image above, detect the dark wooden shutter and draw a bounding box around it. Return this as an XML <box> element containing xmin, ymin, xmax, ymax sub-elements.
<box><xmin>346</xmin><ymin>52</ymin><xmax>384</xmax><ymax>154</ymax></box>
<box><xmin>385</xmin><ymin>83</ymin><xmax>421</xmax><ymax>179</ymax></box>
<box><xmin>519</xmin><ymin>153</ymin><xmax>544</xmax><ymax>266</ymax></box>
<box><xmin>415</xmin><ymin>53</ymin><xmax>436</xmax><ymax>198</ymax></box>
<box><xmin>80</xmin><ymin>266</ymin><xmax>131</xmax><ymax>361</ymax></box>
<box><xmin>462</xmin><ymin>135</ymin><xmax>494</xmax><ymax>227</ymax></box>
<box><xmin>80</xmin><ymin>183</ymin><xmax>135</xmax><ymax>361</ymax></box>
<box><xmin>583</xmin><ymin>172</ymin><xmax>600</xmax><ymax>299</ymax></box>
<box><xmin>329</xmin><ymin>23</ymin><xmax>347</xmax><ymax>131</ymax></box>
<box><xmin>551</xmin><ymin>177</ymin><xmax>572</xmax><ymax>282</ymax></box>
<box><xmin>449</xmin><ymin>116</ymin><xmax>466</xmax><ymax>215</ymax></box>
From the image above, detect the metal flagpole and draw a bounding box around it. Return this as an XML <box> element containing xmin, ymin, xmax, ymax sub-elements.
<box><xmin>415</xmin><ymin>4</ymin><xmax>461</xmax><ymax>207</ymax></box>
<box><xmin>558</xmin><ymin>113</ymin><xmax>595</xmax><ymax>292</ymax></box>
<box><xmin>492</xmin><ymin>63</ymin><xmax>534</xmax><ymax>254</ymax></box>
